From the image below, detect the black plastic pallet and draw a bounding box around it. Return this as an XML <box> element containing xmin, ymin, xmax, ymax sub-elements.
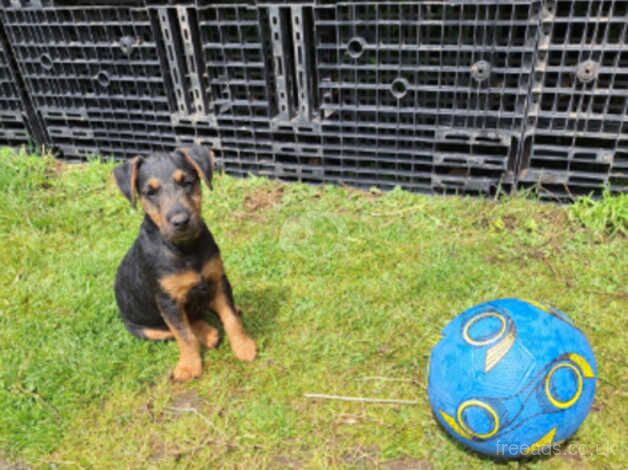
<box><xmin>190</xmin><ymin>1</ymin><xmax>534</xmax><ymax>195</ymax></box>
<box><xmin>517</xmin><ymin>0</ymin><xmax>628</xmax><ymax>198</ymax></box>
<box><xmin>518</xmin><ymin>131</ymin><xmax>627</xmax><ymax>198</ymax></box>
<box><xmin>0</xmin><ymin>2</ymin><xmax>178</xmax><ymax>159</ymax></box>
<box><xmin>0</xmin><ymin>0</ymin><xmax>625</xmax><ymax>198</ymax></box>
<box><xmin>212</xmin><ymin>124</ymin><xmax>517</xmax><ymax>195</ymax></box>
<box><xmin>0</xmin><ymin>19</ymin><xmax>33</xmax><ymax>147</ymax></box>
<box><xmin>314</xmin><ymin>2</ymin><xmax>539</xmax><ymax>133</ymax></box>
<box><xmin>527</xmin><ymin>0</ymin><xmax>627</xmax><ymax>136</ymax></box>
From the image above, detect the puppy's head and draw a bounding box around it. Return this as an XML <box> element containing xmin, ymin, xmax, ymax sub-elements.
<box><xmin>113</xmin><ymin>146</ymin><xmax>215</xmax><ymax>243</ymax></box>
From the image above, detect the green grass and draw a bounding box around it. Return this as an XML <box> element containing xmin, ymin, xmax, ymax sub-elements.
<box><xmin>0</xmin><ymin>147</ymin><xmax>626</xmax><ymax>469</ymax></box>
<box><xmin>569</xmin><ymin>190</ymin><xmax>627</xmax><ymax>237</ymax></box>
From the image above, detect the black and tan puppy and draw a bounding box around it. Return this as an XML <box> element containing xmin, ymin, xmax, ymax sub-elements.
<box><xmin>113</xmin><ymin>146</ymin><xmax>256</xmax><ymax>382</ymax></box>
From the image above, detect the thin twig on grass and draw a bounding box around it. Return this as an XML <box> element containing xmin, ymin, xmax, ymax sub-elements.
<box><xmin>164</xmin><ymin>406</ymin><xmax>229</xmax><ymax>441</ymax></box>
<box><xmin>304</xmin><ymin>393</ymin><xmax>418</xmax><ymax>405</ymax></box>
<box><xmin>16</xmin><ymin>383</ymin><xmax>61</xmax><ymax>420</ymax></box>
<box><xmin>164</xmin><ymin>406</ymin><xmax>237</xmax><ymax>455</ymax></box>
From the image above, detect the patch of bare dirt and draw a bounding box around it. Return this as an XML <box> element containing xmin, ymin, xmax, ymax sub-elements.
<box><xmin>0</xmin><ymin>457</ymin><xmax>30</xmax><ymax>470</ymax></box>
<box><xmin>382</xmin><ymin>457</ymin><xmax>434</xmax><ymax>470</ymax></box>
<box><xmin>243</xmin><ymin>186</ymin><xmax>284</xmax><ymax>212</ymax></box>
<box><xmin>168</xmin><ymin>390</ymin><xmax>203</xmax><ymax>413</ymax></box>
<box><xmin>235</xmin><ymin>186</ymin><xmax>285</xmax><ymax>222</ymax></box>
<box><xmin>146</xmin><ymin>390</ymin><xmax>206</xmax><ymax>424</ymax></box>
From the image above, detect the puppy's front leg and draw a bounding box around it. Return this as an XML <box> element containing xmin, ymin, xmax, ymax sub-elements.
<box><xmin>157</xmin><ymin>295</ymin><xmax>202</xmax><ymax>382</ymax></box>
<box><xmin>210</xmin><ymin>275</ymin><xmax>257</xmax><ymax>362</ymax></box>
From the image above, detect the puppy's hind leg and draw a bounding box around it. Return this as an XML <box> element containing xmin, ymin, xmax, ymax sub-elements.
<box><xmin>191</xmin><ymin>320</ymin><xmax>220</xmax><ymax>349</ymax></box>
<box><xmin>123</xmin><ymin>319</ymin><xmax>174</xmax><ymax>341</ymax></box>
<box><xmin>141</xmin><ymin>327</ymin><xmax>175</xmax><ymax>341</ymax></box>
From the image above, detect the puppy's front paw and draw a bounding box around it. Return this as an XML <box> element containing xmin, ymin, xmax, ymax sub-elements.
<box><xmin>231</xmin><ymin>335</ymin><xmax>257</xmax><ymax>362</ymax></box>
<box><xmin>172</xmin><ymin>360</ymin><xmax>202</xmax><ymax>382</ymax></box>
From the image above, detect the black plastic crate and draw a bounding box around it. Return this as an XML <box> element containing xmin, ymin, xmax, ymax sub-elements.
<box><xmin>526</xmin><ymin>0</ymin><xmax>627</xmax><ymax>136</ymax></box>
<box><xmin>0</xmin><ymin>20</ymin><xmax>35</xmax><ymax>147</ymax></box>
<box><xmin>196</xmin><ymin>4</ymin><xmax>275</xmax><ymax>127</ymax></box>
<box><xmin>0</xmin><ymin>2</ymin><xmax>178</xmax><ymax>159</ymax></box>
<box><xmin>0</xmin><ymin>0</ymin><xmax>624</xmax><ymax>198</ymax></box>
<box><xmin>518</xmin><ymin>131</ymin><xmax>627</xmax><ymax>199</ymax></box>
<box><xmin>517</xmin><ymin>0</ymin><xmax>628</xmax><ymax>197</ymax></box>
<box><xmin>322</xmin><ymin>127</ymin><xmax>517</xmax><ymax>195</ymax></box>
<box><xmin>188</xmin><ymin>2</ymin><xmax>530</xmax><ymax>194</ymax></box>
<box><xmin>314</xmin><ymin>2</ymin><xmax>541</xmax><ymax>133</ymax></box>
<box><xmin>210</xmin><ymin>124</ymin><xmax>517</xmax><ymax>195</ymax></box>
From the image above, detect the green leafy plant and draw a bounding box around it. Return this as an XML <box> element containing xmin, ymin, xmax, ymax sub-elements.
<box><xmin>569</xmin><ymin>190</ymin><xmax>627</xmax><ymax>237</ymax></box>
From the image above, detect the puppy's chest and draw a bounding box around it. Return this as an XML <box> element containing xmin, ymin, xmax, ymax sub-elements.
<box><xmin>158</xmin><ymin>256</ymin><xmax>223</xmax><ymax>305</ymax></box>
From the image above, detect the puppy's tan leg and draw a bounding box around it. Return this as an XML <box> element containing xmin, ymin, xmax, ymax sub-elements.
<box><xmin>141</xmin><ymin>327</ymin><xmax>175</xmax><ymax>341</ymax></box>
<box><xmin>203</xmin><ymin>256</ymin><xmax>256</xmax><ymax>362</ymax></box>
<box><xmin>210</xmin><ymin>281</ymin><xmax>256</xmax><ymax>362</ymax></box>
<box><xmin>158</xmin><ymin>306</ymin><xmax>202</xmax><ymax>382</ymax></box>
<box><xmin>191</xmin><ymin>319</ymin><xmax>220</xmax><ymax>349</ymax></box>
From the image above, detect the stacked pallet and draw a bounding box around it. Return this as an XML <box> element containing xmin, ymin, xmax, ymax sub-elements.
<box><xmin>0</xmin><ymin>0</ymin><xmax>625</xmax><ymax>199</ymax></box>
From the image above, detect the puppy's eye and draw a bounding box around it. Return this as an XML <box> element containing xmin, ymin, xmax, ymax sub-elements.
<box><xmin>182</xmin><ymin>179</ymin><xmax>195</xmax><ymax>189</ymax></box>
<box><xmin>145</xmin><ymin>187</ymin><xmax>160</xmax><ymax>197</ymax></box>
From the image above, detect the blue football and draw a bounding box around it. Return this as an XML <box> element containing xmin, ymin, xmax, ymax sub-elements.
<box><xmin>427</xmin><ymin>298</ymin><xmax>597</xmax><ymax>458</ymax></box>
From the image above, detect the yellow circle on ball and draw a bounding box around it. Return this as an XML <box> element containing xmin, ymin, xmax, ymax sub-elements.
<box><xmin>457</xmin><ymin>399</ymin><xmax>500</xmax><ymax>439</ymax></box>
<box><xmin>462</xmin><ymin>311</ymin><xmax>507</xmax><ymax>346</ymax></box>
<box><xmin>545</xmin><ymin>362</ymin><xmax>583</xmax><ymax>409</ymax></box>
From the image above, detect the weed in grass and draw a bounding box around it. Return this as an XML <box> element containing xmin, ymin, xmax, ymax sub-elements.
<box><xmin>569</xmin><ymin>190</ymin><xmax>627</xmax><ymax>237</ymax></box>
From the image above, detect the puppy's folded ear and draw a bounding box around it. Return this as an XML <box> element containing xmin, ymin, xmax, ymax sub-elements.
<box><xmin>176</xmin><ymin>145</ymin><xmax>215</xmax><ymax>190</ymax></box>
<box><xmin>112</xmin><ymin>156</ymin><xmax>142</xmax><ymax>206</ymax></box>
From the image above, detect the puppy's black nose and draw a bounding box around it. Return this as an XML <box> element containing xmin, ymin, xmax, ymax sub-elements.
<box><xmin>168</xmin><ymin>210</ymin><xmax>190</xmax><ymax>228</ymax></box>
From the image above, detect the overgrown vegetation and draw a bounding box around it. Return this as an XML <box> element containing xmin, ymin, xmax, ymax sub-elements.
<box><xmin>0</xmin><ymin>148</ymin><xmax>625</xmax><ymax>468</ymax></box>
<box><xmin>569</xmin><ymin>190</ymin><xmax>627</xmax><ymax>237</ymax></box>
